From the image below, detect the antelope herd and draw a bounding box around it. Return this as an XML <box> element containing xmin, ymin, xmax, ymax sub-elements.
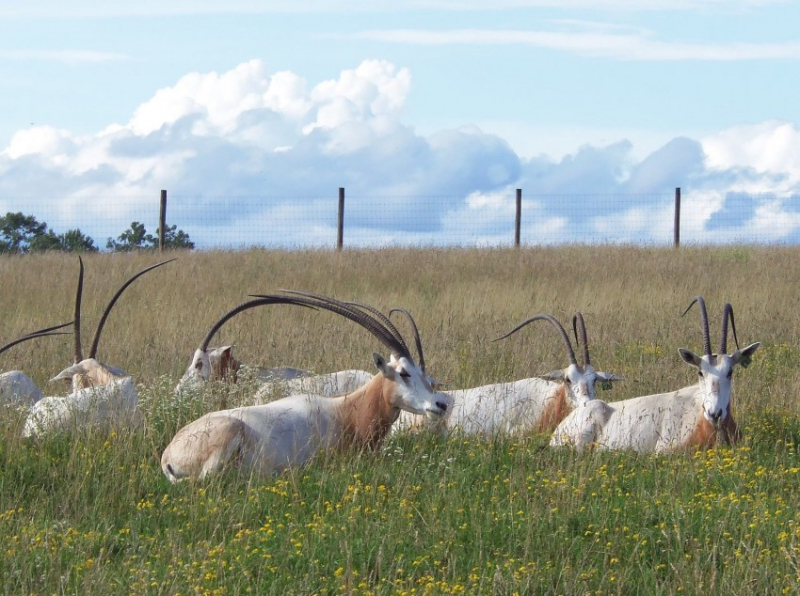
<box><xmin>1</xmin><ymin>257</ymin><xmax>763</xmax><ymax>483</ymax></box>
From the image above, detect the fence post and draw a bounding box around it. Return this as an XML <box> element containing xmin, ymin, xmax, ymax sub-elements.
<box><xmin>673</xmin><ymin>187</ymin><xmax>681</xmax><ymax>248</ymax></box>
<box><xmin>515</xmin><ymin>189</ymin><xmax>522</xmax><ymax>247</ymax></box>
<box><xmin>337</xmin><ymin>187</ymin><xmax>345</xmax><ymax>251</ymax></box>
<box><xmin>158</xmin><ymin>190</ymin><xmax>167</xmax><ymax>253</ymax></box>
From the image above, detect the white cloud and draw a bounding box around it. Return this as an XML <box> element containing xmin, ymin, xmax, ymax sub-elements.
<box><xmin>1</xmin><ymin>59</ymin><xmax>800</xmax><ymax>248</ymax></box>
<box><xmin>701</xmin><ymin>120</ymin><xmax>800</xmax><ymax>188</ymax></box>
<box><xmin>350</xmin><ymin>27</ymin><xmax>800</xmax><ymax>61</ymax></box>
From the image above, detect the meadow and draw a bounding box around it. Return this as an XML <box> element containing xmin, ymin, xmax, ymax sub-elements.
<box><xmin>1</xmin><ymin>246</ymin><xmax>800</xmax><ymax>595</ymax></box>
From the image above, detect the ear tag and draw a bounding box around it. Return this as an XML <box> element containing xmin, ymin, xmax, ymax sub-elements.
<box><xmin>600</xmin><ymin>379</ymin><xmax>613</xmax><ymax>391</ymax></box>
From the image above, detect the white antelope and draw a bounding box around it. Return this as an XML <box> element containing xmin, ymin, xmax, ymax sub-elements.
<box><xmin>395</xmin><ymin>311</ymin><xmax>622</xmax><ymax>435</ymax></box>
<box><xmin>174</xmin><ymin>298</ymin><xmax>313</xmax><ymax>395</ymax></box>
<box><xmin>22</xmin><ymin>258</ymin><xmax>173</xmax><ymax>437</ymax></box>
<box><xmin>0</xmin><ymin>322</ymin><xmax>72</xmax><ymax>407</ymax></box>
<box><xmin>52</xmin><ymin>256</ymin><xmax>175</xmax><ymax>390</ymax></box>
<box><xmin>161</xmin><ymin>292</ymin><xmax>450</xmax><ymax>483</ymax></box>
<box><xmin>550</xmin><ymin>297</ymin><xmax>760</xmax><ymax>453</ymax></box>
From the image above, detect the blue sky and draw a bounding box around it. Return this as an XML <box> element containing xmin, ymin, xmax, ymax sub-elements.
<box><xmin>1</xmin><ymin>1</ymin><xmax>799</xmax><ymax>247</ymax></box>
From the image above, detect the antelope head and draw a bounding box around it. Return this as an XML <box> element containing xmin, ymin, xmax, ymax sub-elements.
<box><xmin>495</xmin><ymin>312</ymin><xmax>622</xmax><ymax>408</ymax></box>
<box><xmin>252</xmin><ymin>290</ymin><xmax>450</xmax><ymax>420</ymax></box>
<box><xmin>53</xmin><ymin>256</ymin><xmax>175</xmax><ymax>390</ymax></box>
<box><xmin>176</xmin><ymin>296</ymin><xmax>294</xmax><ymax>392</ymax></box>
<box><xmin>679</xmin><ymin>297</ymin><xmax>760</xmax><ymax>431</ymax></box>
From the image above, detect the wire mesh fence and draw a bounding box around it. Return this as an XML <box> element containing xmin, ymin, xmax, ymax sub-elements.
<box><xmin>3</xmin><ymin>188</ymin><xmax>800</xmax><ymax>250</ymax></box>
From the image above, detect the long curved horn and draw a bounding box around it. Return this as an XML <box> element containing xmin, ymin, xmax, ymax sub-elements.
<box><xmin>720</xmin><ymin>303</ymin><xmax>740</xmax><ymax>354</ymax></box>
<box><xmin>0</xmin><ymin>322</ymin><xmax>73</xmax><ymax>356</ymax></box>
<box><xmin>494</xmin><ymin>314</ymin><xmax>577</xmax><ymax>366</ymax></box>
<box><xmin>73</xmin><ymin>256</ymin><xmax>85</xmax><ymax>363</ymax></box>
<box><xmin>572</xmin><ymin>312</ymin><xmax>591</xmax><ymax>367</ymax></box>
<box><xmin>251</xmin><ymin>291</ymin><xmax>413</xmax><ymax>360</ymax></box>
<box><xmin>88</xmin><ymin>259</ymin><xmax>176</xmax><ymax>359</ymax></box>
<box><xmin>389</xmin><ymin>307</ymin><xmax>425</xmax><ymax>373</ymax></box>
<box><xmin>199</xmin><ymin>296</ymin><xmax>316</xmax><ymax>351</ymax></box>
<box><xmin>682</xmin><ymin>296</ymin><xmax>712</xmax><ymax>357</ymax></box>
<box><xmin>346</xmin><ymin>301</ymin><xmax>409</xmax><ymax>355</ymax></box>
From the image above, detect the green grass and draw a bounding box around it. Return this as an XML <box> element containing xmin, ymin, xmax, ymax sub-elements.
<box><xmin>2</xmin><ymin>246</ymin><xmax>800</xmax><ymax>594</ymax></box>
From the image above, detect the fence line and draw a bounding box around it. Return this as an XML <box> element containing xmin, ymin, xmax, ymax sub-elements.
<box><xmin>6</xmin><ymin>187</ymin><xmax>799</xmax><ymax>250</ymax></box>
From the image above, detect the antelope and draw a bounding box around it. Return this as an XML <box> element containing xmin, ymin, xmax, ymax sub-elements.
<box><xmin>52</xmin><ymin>256</ymin><xmax>175</xmax><ymax>390</ymax></box>
<box><xmin>549</xmin><ymin>297</ymin><xmax>760</xmax><ymax>453</ymax></box>
<box><xmin>395</xmin><ymin>312</ymin><xmax>622</xmax><ymax>435</ymax></box>
<box><xmin>0</xmin><ymin>322</ymin><xmax>72</xmax><ymax>407</ymax></box>
<box><xmin>22</xmin><ymin>376</ymin><xmax>139</xmax><ymax>438</ymax></box>
<box><xmin>161</xmin><ymin>291</ymin><xmax>450</xmax><ymax>483</ymax></box>
<box><xmin>174</xmin><ymin>298</ymin><xmax>313</xmax><ymax>395</ymax></box>
<box><xmin>22</xmin><ymin>258</ymin><xmax>174</xmax><ymax>437</ymax></box>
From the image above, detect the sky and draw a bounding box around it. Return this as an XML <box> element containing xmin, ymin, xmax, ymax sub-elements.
<box><xmin>1</xmin><ymin>0</ymin><xmax>799</xmax><ymax>248</ymax></box>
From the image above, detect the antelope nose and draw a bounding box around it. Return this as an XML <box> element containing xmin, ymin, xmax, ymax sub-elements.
<box><xmin>435</xmin><ymin>400</ymin><xmax>448</xmax><ymax>412</ymax></box>
<box><xmin>709</xmin><ymin>409</ymin><xmax>723</xmax><ymax>424</ymax></box>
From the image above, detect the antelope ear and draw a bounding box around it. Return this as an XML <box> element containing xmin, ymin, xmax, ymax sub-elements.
<box><xmin>732</xmin><ymin>342</ymin><xmax>761</xmax><ymax>369</ymax></box>
<box><xmin>51</xmin><ymin>363</ymin><xmax>85</xmax><ymax>381</ymax></box>
<box><xmin>597</xmin><ymin>371</ymin><xmax>624</xmax><ymax>390</ymax></box>
<box><xmin>541</xmin><ymin>370</ymin><xmax>565</xmax><ymax>381</ymax></box>
<box><xmin>678</xmin><ymin>348</ymin><xmax>703</xmax><ymax>368</ymax></box>
<box><xmin>373</xmin><ymin>353</ymin><xmax>394</xmax><ymax>378</ymax></box>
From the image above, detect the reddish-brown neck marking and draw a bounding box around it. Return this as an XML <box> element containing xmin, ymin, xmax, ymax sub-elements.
<box><xmin>338</xmin><ymin>373</ymin><xmax>399</xmax><ymax>451</ymax></box>
<box><xmin>536</xmin><ymin>384</ymin><xmax>568</xmax><ymax>433</ymax></box>
<box><xmin>682</xmin><ymin>404</ymin><xmax>739</xmax><ymax>449</ymax></box>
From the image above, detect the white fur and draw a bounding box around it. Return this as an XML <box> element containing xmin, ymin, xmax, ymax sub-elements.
<box><xmin>251</xmin><ymin>369</ymin><xmax>374</xmax><ymax>404</ymax></box>
<box><xmin>550</xmin><ymin>343</ymin><xmax>760</xmax><ymax>453</ymax></box>
<box><xmin>161</xmin><ymin>354</ymin><xmax>450</xmax><ymax>482</ymax></box>
<box><xmin>22</xmin><ymin>376</ymin><xmax>139</xmax><ymax>438</ymax></box>
<box><xmin>0</xmin><ymin>371</ymin><xmax>43</xmax><ymax>407</ymax></box>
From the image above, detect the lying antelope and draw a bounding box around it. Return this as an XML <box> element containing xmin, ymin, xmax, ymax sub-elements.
<box><xmin>0</xmin><ymin>322</ymin><xmax>73</xmax><ymax>407</ymax></box>
<box><xmin>22</xmin><ymin>376</ymin><xmax>140</xmax><ymax>438</ymax></box>
<box><xmin>22</xmin><ymin>258</ymin><xmax>173</xmax><ymax>437</ymax></box>
<box><xmin>395</xmin><ymin>312</ymin><xmax>621</xmax><ymax>435</ymax></box>
<box><xmin>53</xmin><ymin>256</ymin><xmax>175</xmax><ymax>390</ymax></box>
<box><xmin>174</xmin><ymin>298</ymin><xmax>312</xmax><ymax>395</ymax></box>
<box><xmin>550</xmin><ymin>297</ymin><xmax>760</xmax><ymax>453</ymax></box>
<box><xmin>161</xmin><ymin>292</ymin><xmax>450</xmax><ymax>482</ymax></box>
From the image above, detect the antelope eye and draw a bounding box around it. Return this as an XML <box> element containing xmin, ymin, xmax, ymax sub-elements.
<box><xmin>726</xmin><ymin>370</ymin><xmax>733</xmax><ymax>379</ymax></box>
<box><xmin>399</xmin><ymin>370</ymin><xmax>411</xmax><ymax>379</ymax></box>
<box><xmin>195</xmin><ymin>361</ymin><xmax>203</xmax><ymax>370</ymax></box>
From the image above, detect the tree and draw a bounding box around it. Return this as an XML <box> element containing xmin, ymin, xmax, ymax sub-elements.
<box><xmin>106</xmin><ymin>221</ymin><xmax>194</xmax><ymax>252</ymax></box>
<box><xmin>57</xmin><ymin>229</ymin><xmax>99</xmax><ymax>253</ymax></box>
<box><xmin>0</xmin><ymin>212</ymin><xmax>99</xmax><ymax>253</ymax></box>
<box><xmin>106</xmin><ymin>221</ymin><xmax>151</xmax><ymax>252</ymax></box>
<box><xmin>0</xmin><ymin>212</ymin><xmax>48</xmax><ymax>253</ymax></box>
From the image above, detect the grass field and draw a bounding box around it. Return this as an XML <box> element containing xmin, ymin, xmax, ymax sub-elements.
<box><xmin>1</xmin><ymin>246</ymin><xmax>800</xmax><ymax>595</ymax></box>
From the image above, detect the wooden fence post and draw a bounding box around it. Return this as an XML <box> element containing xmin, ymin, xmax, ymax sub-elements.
<box><xmin>673</xmin><ymin>187</ymin><xmax>681</xmax><ymax>248</ymax></box>
<box><xmin>159</xmin><ymin>190</ymin><xmax>167</xmax><ymax>253</ymax></box>
<box><xmin>515</xmin><ymin>189</ymin><xmax>522</xmax><ymax>247</ymax></box>
<box><xmin>337</xmin><ymin>187</ymin><xmax>345</xmax><ymax>251</ymax></box>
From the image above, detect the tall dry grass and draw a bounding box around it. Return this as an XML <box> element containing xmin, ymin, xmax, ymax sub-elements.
<box><xmin>2</xmin><ymin>246</ymin><xmax>800</xmax><ymax>595</ymax></box>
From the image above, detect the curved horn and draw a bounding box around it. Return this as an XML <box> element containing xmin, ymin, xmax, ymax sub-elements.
<box><xmin>572</xmin><ymin>312</ymin><xmax>591</xmax><ymax>367</ymax></box>
<box><xmin>494</xmin><ymin>314</ymin><xmax>577</xmax><ymax>366</ymax></box>
<box><xmin>88</xmin><ymin>259</ymin><xmax>176</xmax><ymax>359</ymax></box>
<box><xmin>389</xmin><ymin>307</ymin><xmax>425</xmax><ymax>373</ymax></box>
<box><xmin>346</xmin><ymin>301</ymin><xmax>409</xmax><ymax>355</ymax></box>
<box><xmin>199</xmin><ymin>296</ymin><xmax>316</xmax><ymax>351</ymax></box>
<box><xmin>73</xmin><ymin>256</ymin><xmax>85</xmax><ymax>363</ymax></box>
<box><xmin>0</xmin><ymin>322</ymin><xmax>73</xmax><ymax>357</ymax></box>
<box><xmin>682</xmin><ymin>296</ymin><xmax>712</xmax><ymax>357</ymax></box>
<box><xmin>720</xmin><ymin>303</ymin><xmax>740</xmax><ymax>354</ymax></box>
<box><xmin>251</xmin><ymin>291</ymin><xmax>412</xmax><ymax>360</ymax></box>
